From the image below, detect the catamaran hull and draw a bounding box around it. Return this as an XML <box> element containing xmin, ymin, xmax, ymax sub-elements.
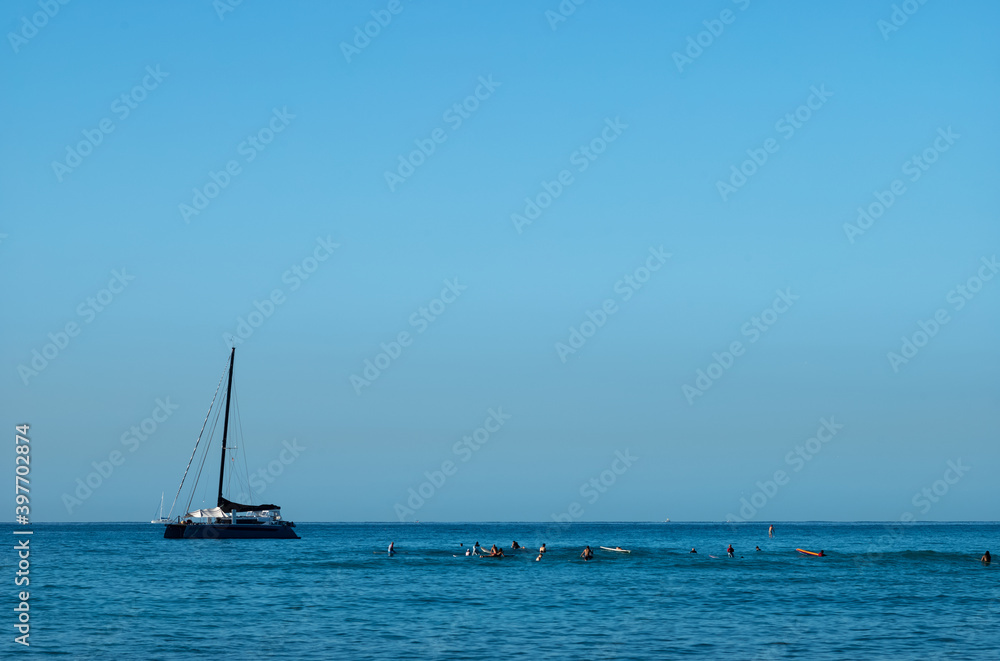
<box><xmin>163</xmin><ymin>523</ymin><xmax>299</xmax><ymax>539</ymax></box>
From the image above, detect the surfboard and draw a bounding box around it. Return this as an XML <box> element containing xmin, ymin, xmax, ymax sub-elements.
<box><xmin>796</xmin><ymin>548</ymin><xmax>824</xmax><ymax>556</ymax></box>
<box><xmin>600</xmin><ymin>546</ymin><xmax>631</xmax><ymax>553</ymax></box>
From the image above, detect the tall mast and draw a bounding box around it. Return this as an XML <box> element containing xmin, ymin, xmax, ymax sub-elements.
<box><xmin>217</xmin><ymin>347</ymin><xmax>235</xmax><ymax>509</ymax></box>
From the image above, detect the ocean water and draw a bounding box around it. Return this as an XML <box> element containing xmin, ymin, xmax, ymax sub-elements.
<box><xmin>6</xmin><ymin>522</ymin><xmax>999</xmax><ymax>659</ymax></box>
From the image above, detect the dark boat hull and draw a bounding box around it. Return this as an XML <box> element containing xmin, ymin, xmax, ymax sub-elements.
<box><xmin>164</xmin><ymin>523</ymin><xmax>299</xmax><ymax>539</ymax></box>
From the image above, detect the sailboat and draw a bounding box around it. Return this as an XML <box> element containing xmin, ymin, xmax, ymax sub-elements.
<box><xmin>161</xmin><ymin>347</ymin><xmax>299</xmax><ymax>539</ymax></box>
<box><xmin>150</xmin><ymin>492</ymin><xmax>171</xmax><ymax>524</ymax></box>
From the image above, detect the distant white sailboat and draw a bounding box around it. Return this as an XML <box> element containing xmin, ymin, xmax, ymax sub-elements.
<box><xmin>150</xmin><ymin>492</ymin><xmax>171</xmax><ymax>524</ymax></box>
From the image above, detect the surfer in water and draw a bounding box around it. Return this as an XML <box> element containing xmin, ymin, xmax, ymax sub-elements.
<box><xmin>539</xmin><ymin>543</ymin><xmax>547</xmax><ymax>555</ymax></box>
<box><xmin>727</xmin><ymin>544</ymin><xmax>734</xmax><ymax>558</ymax></box>
<box><xmin>511</xmin><ymin>541</ymin><xmax>521</xmax><ymax>550</ymax></box>
<box><xmin>388</xmin><ymin>542</ymin><xmax>395</xmax><ymax>556</ymax></box>
<box><xmin>690</xmin><ymin>548</ymin><xmax>697</xmax><ymax>553</ymax></box>
<box><xmin>769</xmin><ymin>524</ymin><xmax>774</xmax><ymax>538</ymax></box>
<box><xmin>755</xmin><ymin>546</ymin><xmax>762</xmax><ymax>552</ymax></box>
<box><xmin>486</xmin><ymin>545</ymin><xmax>504</xmax><ymax>558</ymax></box>
<box><xmin>981</xmin><ymin>551</ymin><xmax>991</xmax><ymax>564</ymax></box>
<box><xmin>473</xmin><ymin>541</ymin><xmax>482</xmax><ymax>556</ymax></box>
<box><xmin>581</xmin><ymin>546</ymin><xmax>594</xmax><ymax>560</ymax></box>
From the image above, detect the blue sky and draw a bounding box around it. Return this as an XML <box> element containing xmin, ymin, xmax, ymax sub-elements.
<box><xmin>2</xmin><ymin>1</ymin><xmax>997</xmax><ymax>522</ymax></box>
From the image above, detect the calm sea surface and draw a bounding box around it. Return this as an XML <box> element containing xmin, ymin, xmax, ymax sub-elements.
<box><xmin>6</xmin><ymin>522</ymin><xmax>999</xmax><ymax>659</ymax></box>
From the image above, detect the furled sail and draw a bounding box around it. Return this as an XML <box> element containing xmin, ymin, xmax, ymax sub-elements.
<box><xmin>218</xmin><ymin>496</ymin><xmax>278</xmax><ymax>513</ymax></box>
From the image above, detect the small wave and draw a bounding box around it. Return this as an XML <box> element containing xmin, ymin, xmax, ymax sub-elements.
<box><xmin>837</xmin><ymin>549</ymin><xmax>986</xmax><ymax>565</ymax></box>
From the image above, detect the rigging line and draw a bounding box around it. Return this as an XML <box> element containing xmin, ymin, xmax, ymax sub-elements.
<box><xmin>229</xmin><ymin>388</ymin><xmax>243</xmax><ymax>499</ymax></box>
<box><xmin>185</xmin><ymin>383</ymin><xmax>225</xmax><ymax>515</ymax></box>
<box><xmin>233</xmin><ymin>387</ymin><xmax>254</xmax><ymax>502</ymax></box>
<box><xmin>226</xmin><ymin>374</ymin><xmax>237</xmax><ymax>498</ymax></box>
<box><xmin>167</xmin><ymin>358</ymin><xmax>228</xmax><ymax>519</ymax></box>
<box><xmin>235</xmin><ymin>391</ymin><xmax>251</xmax><ymax>501</ymax></box>
<box><xmin>240</xmin><ymin>407</ymin><xmax>254</xmax><ymax>502</ymax></box>
<box><xmin>188</xmin><ymin>394</ymin><xmax>223</xmax><ymax>513</ymax></box>
<box><xmin>224</xmin><ymin>375</ymin><xmax>246</xmax><ymax>503</ymax></box>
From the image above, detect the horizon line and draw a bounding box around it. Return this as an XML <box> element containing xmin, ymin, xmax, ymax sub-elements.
<box><xmin>10</xmin><ymin>519</ymin><xmax>1000</xmax><ymax>525</ymax></box>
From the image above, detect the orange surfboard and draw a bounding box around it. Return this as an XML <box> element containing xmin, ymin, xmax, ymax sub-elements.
<box><xmin>796</xmin><ymin>548</ymin><xmax>824</xmax><ymax>556</ymax></box>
